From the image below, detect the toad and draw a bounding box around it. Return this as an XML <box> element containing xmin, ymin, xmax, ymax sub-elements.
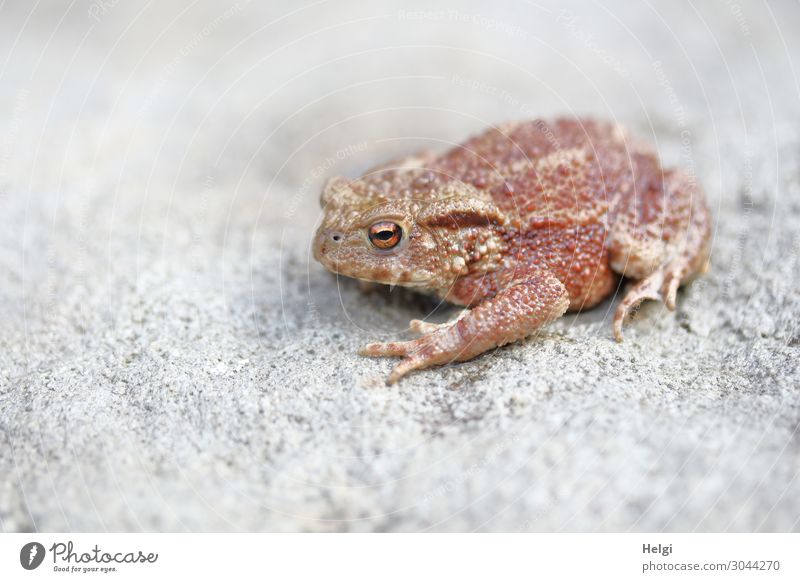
<box><xmin>314</xmin><ymin>119</ymin><xmax>711</xmax><ymax>383</ymax></box>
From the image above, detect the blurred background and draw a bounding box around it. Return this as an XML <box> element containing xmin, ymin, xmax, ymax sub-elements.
<box><xmin>1</xmin><ymin>0</ymin><xmax>798</xmax><ymax>532</ymax></box>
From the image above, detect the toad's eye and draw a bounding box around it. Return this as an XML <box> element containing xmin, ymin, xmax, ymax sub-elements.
<box><xmin>368</xmin><ymin>221</ymin><xmax>403</xmax><ymax>250</ymax></box>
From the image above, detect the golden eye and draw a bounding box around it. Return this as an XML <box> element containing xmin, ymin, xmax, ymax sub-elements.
<box><xmin>368</xmin><ymin>221</ymin><xmax>402</xmax><ymax>249</ymax></box>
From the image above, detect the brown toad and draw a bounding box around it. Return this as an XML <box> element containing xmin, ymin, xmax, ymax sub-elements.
<box><xmin>313</xmin><ymin>118</ymin><xmax>711</xmax><ymax>383</ymax></box>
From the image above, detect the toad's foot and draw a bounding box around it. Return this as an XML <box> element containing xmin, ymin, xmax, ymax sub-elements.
<box><xmin>360</xmin><ymin>270</ymin><xmax>569</xmax><ymax>384</ymax></box>
<box><xmin>613</xmin><ymin>260</ymin><xmax>690</xmax><ymax>342</ymax></box>
<box><xmin>407</xmin><ymin>310</ymin><xmax>469</xmax><ymax>335</ymax></box>
<box><xmin>610</xmin><ymin>169</ymin><xmax>712</xmax><ymax>342</ymax></box>
<box><xmin>360</xmin><ymin>321</ymin><xmax>470</xmax><ymax>384</ymax></box>
<box><xmin>407</xmin><ymin>318</ymin><xmax>448</xmax><ymax>335</ymax></box>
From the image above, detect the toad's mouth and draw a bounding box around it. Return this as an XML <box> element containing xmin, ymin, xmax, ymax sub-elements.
<box><xmin>316</xmin><ymin>253</ymin><xmax>432</xmax><ymax>288</ymax></box>
<box><xmin>327</xmin><ymin>263</ymin><xmax>433</xmax><ymax>288</ymax></box>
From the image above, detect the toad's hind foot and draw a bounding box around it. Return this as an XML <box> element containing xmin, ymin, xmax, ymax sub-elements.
<box><xmin>613</xmin><ymin>261</ymin><xmax>687</xmax><ymax>342</ymax></box>
<box><xmin>610</xmin><ymin>168</ymin><xmax>712</xmax><ymax>342</ymax></box>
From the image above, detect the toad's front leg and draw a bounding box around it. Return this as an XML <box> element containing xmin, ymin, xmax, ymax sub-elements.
<box><xmin>360</xmin><ymin>270</ymin><xmax>569</xmax><ymax>384</ymax></box>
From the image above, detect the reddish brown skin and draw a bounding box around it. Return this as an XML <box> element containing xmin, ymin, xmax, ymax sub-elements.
<box><xmin>314</xmin><ymin>118</ymin><xmax>712</xmax><ymax>383</ymax></box>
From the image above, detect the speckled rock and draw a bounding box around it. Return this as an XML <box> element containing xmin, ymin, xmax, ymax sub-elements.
<box><xmin>0</xmin><ymin>0</ymin><xmax>798</xmax><ymax>532</ymax></box>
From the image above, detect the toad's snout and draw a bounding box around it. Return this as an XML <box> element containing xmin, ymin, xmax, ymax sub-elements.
<box><xmin>313</xmin><ymin>227</ymin><xmax>345</xmax><ymax>268</ymax></box>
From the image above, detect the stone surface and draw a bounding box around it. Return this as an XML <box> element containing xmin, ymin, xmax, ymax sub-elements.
<box><xmin>1</xmin><ymin>0</ymin><xmax>798</xmax><ymax>532</ymax></box>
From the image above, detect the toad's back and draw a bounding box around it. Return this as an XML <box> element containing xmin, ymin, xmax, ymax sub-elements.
<box><xmin>432</xmin><ymin>119</ymin><xmax>710</xmax><ymax>310</ymax></box>
<box><xmin>351</xmin><ymin>118</ymin><xmax>701</xmax><ymax>238</ymax></box>
<box><xmin>433</xmin><ymin>118</ymin><xmax>669</xmax><ymax>227</ymax></box>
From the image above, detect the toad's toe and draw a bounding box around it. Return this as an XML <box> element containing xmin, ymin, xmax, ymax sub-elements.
<box><xmin>614</xmin><ymin>258</ymin><xmax>695</xmax><ymax>340</ymax></box>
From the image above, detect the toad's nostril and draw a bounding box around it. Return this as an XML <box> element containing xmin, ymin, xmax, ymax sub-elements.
<box><xmin>331</xmin><ymin>233</ymin><xmax>342</xmax><ymax>242</ymax></box>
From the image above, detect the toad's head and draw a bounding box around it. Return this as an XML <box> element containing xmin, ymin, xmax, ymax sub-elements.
<box><xmin>313</xmin><ymin>175</ymin><xmax>508</xmax><ymax>290</ymax></box>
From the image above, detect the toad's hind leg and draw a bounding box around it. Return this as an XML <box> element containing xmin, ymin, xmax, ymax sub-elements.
<box><xmin>609</xmin><ymin>169</ymin><xmax>711</xmax><ymax>341</ymax></box>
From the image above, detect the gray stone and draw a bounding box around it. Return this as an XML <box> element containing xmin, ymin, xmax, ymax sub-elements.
<box><xmin>1</xmin><ymin>0</ymin><xmax>798</xmax><ymax>532</ymax></box>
